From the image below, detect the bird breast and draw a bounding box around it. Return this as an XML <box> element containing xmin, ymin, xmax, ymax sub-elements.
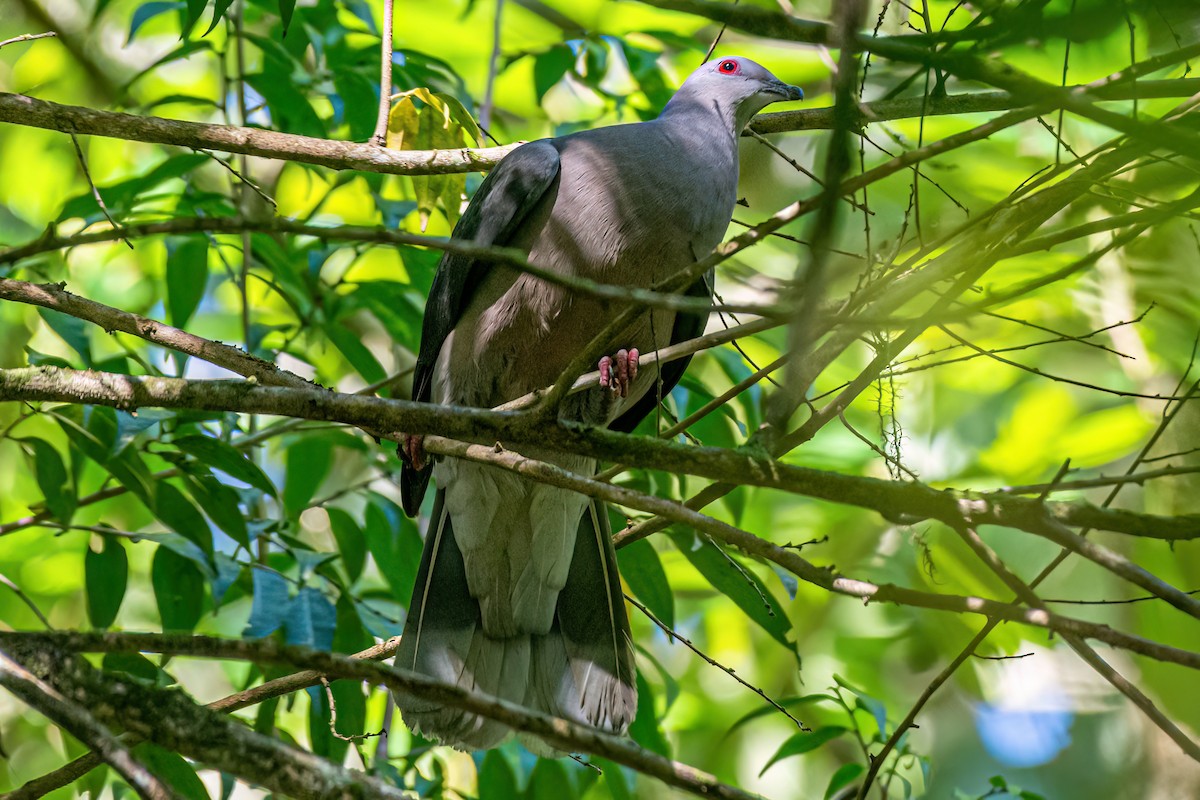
<box><xmin>435</xmin><ymin>124</ymin><xmax>735</xmax><ymax>412</ymax></box>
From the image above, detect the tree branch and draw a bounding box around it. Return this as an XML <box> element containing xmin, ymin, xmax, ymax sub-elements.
<box><xmin>0</xmin><ymin>633</ymin><xmax>762</xmax><ymax>800</ymax></box>
<box><xmin>0</xmin><ymin>366</ymin><xmax>1196</xmax><ymax>546</ymax></box>
<box><xmin>0</xmin><ymin>93</ymin><xmax>518</xmax><ymax>177</ymax></box>
<box><xmin>1</xmin><ymin>640</ymin><xmax>416</xmax><ymax>800</ymax></box>
<box><xmin>9</xmin><ymin>75</ymin><xmax>1194</xmax><ymax>182</ymax></box>
<box><xmin>0</xmin><ymin>651</ymin><xmax>181</xmax><ymax>800</ymax></box>
<box><xmin>3</xmin><ymin>638</ymin><xmax>404</xmax><ymax>800</ymax></box>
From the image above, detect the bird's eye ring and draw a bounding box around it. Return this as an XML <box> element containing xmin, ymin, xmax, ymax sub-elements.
<box><xmin>718</xmin><ymin>59</ymin><xmax>739</xmax><ymax>74</ymax></box>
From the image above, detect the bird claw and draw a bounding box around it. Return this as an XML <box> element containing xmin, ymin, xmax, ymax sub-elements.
<box><xmin>400</xmin><ymin>433</ymin><xmax>428</xmax><ymax>472</ymax></box>
<box><xmin>598</xmin><ymin>348</ymin><xmax>640</xmax><ymax>398</ymax></box>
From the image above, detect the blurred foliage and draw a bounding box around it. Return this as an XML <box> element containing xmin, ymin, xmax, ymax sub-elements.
<box><xmin>1</xmin><ymin>1</ymin><xmax>1199</xmax><ymax>799</ymax></box>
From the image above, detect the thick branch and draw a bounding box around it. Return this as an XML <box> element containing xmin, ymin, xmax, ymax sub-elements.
<box><xmin>3</xmin><ymin>638</ymin><xmax>404</xmax><ymax>800</ymax></box>
<box><xmin>0</xmin><ymin>633</ymin><xmax>761</xmax><ymax>800</ymax></box>
<box><xmin>7</xmin><ymin>77</ymin><xmax>1195</xmax><ymax>181</ymax></box>
<box><xmin>1</xmin><ymin>640</ymin><xmax>414</xmax><ymax>800</ymax></box>
<box><xmin>0</xmin><ymin>366</ymin><xmax>1196</xmax><ymax>544</ymax></box>
<box><xmin>0</xmin><ymin>93</ymin><xmax>518</xmax><ymax>177</ymax></box>
<box><xmin>0</xmin><ymin>278</ymin><xmax>318</xmax><ymax>388</ymax></box>
<box><xmin>0</xmin><ymin>651</ymin><xmax>180</xmax><ymax>800</ymax></box>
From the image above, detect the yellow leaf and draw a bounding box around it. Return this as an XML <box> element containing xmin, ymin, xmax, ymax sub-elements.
<box><xmin>385</xmin><ymin>89</ymin><xmax>476</xmax><ymax>231</ymax></box>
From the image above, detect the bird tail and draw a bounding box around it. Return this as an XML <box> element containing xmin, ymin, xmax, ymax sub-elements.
<box><xmin>393</xmin><ymin>491</ymin><xmax>637</xmax><ymax>750</ymax></box>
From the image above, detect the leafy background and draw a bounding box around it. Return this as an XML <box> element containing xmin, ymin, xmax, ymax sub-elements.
<box><xmin>1</xmin><ymin>1</ymin><xmax>1199</xmax><ymax>799</ymax></box>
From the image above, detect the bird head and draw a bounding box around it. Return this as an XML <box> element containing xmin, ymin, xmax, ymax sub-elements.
<box><xmin>664</xmin><ymin>56</ymin><xmax>803</xmax><ymax>131</ymax></box>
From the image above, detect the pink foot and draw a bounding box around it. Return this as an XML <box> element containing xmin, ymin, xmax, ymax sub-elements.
<box><xmin>598</xmin><ymin>348</ymin><xmax>640</xmax><ymax>398</ymax></box>
<box><xmin>400</xmin><ymin>433</ymin><xmax>427</xmax><ymax>472</ymax></box>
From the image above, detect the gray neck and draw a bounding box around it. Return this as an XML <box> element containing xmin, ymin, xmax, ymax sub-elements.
<box><xmin>657</xmin><ymin>87</ymin><xmax>746</xmax><ymax>162</ymax></box>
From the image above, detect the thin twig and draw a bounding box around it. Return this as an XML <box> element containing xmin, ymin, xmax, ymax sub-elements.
<box><xmin>371</xmin><ymin>0</ymin><xmax>395</xmax><ymax>146</ymax></box>
<box><xmin>627</xmin><ymin>594</ymin><xmax>809</xmax><ymax>731</ymax></box>
<box><xmin>68</xmin><ymin>133</ymin><xmax>131</xmax><ymax>249</ymax></box>
<box><xmin>0</xmin><ymin>31</ymin><xmax>56</xmax><ymax>50</ymax></box>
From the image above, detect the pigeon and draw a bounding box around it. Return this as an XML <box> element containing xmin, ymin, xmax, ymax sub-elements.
<box><xmin>394</xmin><ymin>56</ymin><xmax>802</xmax><ymax>749</ymax></box>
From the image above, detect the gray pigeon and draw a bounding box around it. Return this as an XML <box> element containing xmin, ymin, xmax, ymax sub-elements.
<box><xmin>395</xmin><ymin>56</ymin><xmax>802</xmax><ymax>750</ymax></box>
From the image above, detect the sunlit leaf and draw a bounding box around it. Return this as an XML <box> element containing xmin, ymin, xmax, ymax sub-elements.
<box><xmin>386</xmin><ymin>88</ymin><xmax>477</xmax><ymax>229</ymax></box>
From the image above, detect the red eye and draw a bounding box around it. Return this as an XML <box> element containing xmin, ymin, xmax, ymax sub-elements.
<box><xmin>718</xmin><ymin>59</ymin><xmax>739</xmax><ymax>74</ymax></box>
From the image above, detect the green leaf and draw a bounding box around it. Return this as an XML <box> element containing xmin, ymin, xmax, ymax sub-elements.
<box><xmin>628</xmin><ymin>672</ymin><xmax>669</xmax><ymax>758</ymax></box>
<box><xmin>155</xmin><ymin>481</ymin><xmax>213</xmax><ymax>555</ymax></box>
<box><xmin>533</xmin><ymin>45</ymin><xmax>574</xmax><ymax>101</ymax></box>
<box><xmin>127</xmin><ymin>1</ymin><xmax>183</xmax><ymax>44</ymax></box>
<box><xmin>825</xmin><ymin>763</ymin><xmax>864</xmax><ymax>800</ymax></box>
<box><xmin>760</xmin><ymin>727</ymin><xmax>848</xmax><ymax>776</ymax></box>
<box><xmin>152</xmin><ymin>546</ymin><xmax>206</xmax><ymax>632</ymax></box>
<box><xmin>38</xmin><ymin>308</ymin><xmax>93</xmax><ymax>366</ymax></box>
<box><xmin>333</xmin><ymin>71</ymin><xmax>379</xmax><ymax>142</ymax></box>
<box><xmin>211</xmin><ymin>553</ymin><xmax>244</xmax><ymax>608</ymax></box>
<box><xmin>386</xmin><ymin>89</ymin><xmax>472</xmax><ymax>229</ymax></box>
<box><xmin>183</xmin><ymin>0</ymin><xmax>207</xmax><ymax>34</ymax></box>
<box><xmin>184</xmin><ymin>474</ymin><xmax>249</xmax><ymax>549</ymax></box>
<box><xmin>669</xmin><ymin>530</ymin><xmax>795</xmax><ymax>656</ymax></box>
<box><xmin>54</xmin><ymin>406</ymin><xmax>155</xmax><ymax>506</ymax></box>
<box><xmin>526</xmin><ymin>758</ymin><xmax>576</xmax><ymax>800</ymax></box>
<box><xmin>203</xmin><ymin>0</ymin><xmax>237</xmax><ymax>35</ymax></box>
<box><xmin>332</xmin><ymin>594</ymin><xmax>373</xmax><ymax>654</ymax></box>
<box><xmin>278</xmin><ymin>0</ymin><xmax>296</xmax><ymax>36</ymax></box>
<box><xmin>834</xmin><ymin>675</ymin><xmax>888</xmax><ymax>740</ymax></box>
<box><xmin>325</xmin><ymin>319</ymin><xmax>387</xmax><ymax>384</ymax></box>
<box><xmin>165</xmin><ymin>238</ymin><xmax>209</xmax><ymax>328</ymax></box>
<box><xmin>85</xmin><ymin>537</ymin><xmax>128</xmax><ymax>629</ymax></box>
<box><xmin>174</xmin><ymin>434</ymin><xmax>275</xmax><ymax>496</ymax></box>
<box><xmin>143</xmin><ymin>532</ymin><xmax>215</xmax><ymax>577</ymax></box>
<box><xmin>327</xmin><ymin>508</ymin><xmax>366</xmax><ymax>584</ymax></box>
<box><xmin>616</xmin><ymin>538</ymin><xmax>674</xmax><ymax>628</ymax></box>
<box><xmin>363</xmin><ymin>495</ymin><xmax>422</xmax><ymax>605</ymax></box>
<box><xmin>283</xmin><ymin>436</ymin><xmax>332</xmax><ymax>517</ymax></box>
<box><xmin>244</xmin><ymin>568</ymin><xmax>291</xmax><ymax>639</ymax></box>
<box><xmin>134</xmin><ymin>742</ymin><xmax>210</xmax><ymax>800</ymax></box>
<box><xmin>727</xmin><ymin>694</ymin><xmax>834</xmax><ymax>738</ymax></box>
<box><xmin>245</xmin><ymin>72</ymin><xmax>323</xmax><ymax>136</ymax></box>
<box><xmin>478</xmin><ymin>750</ymin><xmax>520</xmax><ymax>800</ymax></box>
<box><xmin>23</xmin><ymin>437</ymin><xmax>75</xmax><ymax>523</ymax></box>
<box><xmin>103</xmin><ymin>651</ymin><xmax>167</xmax><ymax>685</ymax></box>
<box><xmin>599</xmin><ymin>760</ymin><xmax>634</xmax><ymax>800</ymax></box>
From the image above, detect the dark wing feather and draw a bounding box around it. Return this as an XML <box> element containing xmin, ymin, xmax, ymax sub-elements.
<box><xmin>401</xmin><ymin>141</ymin><xmax>562</xmax><ymax>516</ymax></box>
<box><xmin>609</xmin><ymin>270</ymin><xmax>713</xmax><ymax>434</ymax></box>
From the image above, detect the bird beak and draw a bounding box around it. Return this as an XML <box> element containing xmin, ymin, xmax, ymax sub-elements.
<box><xmin>766</xmin><ymin>81</ymin><xmax>804</xmax><ymax>102</ymax></box>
